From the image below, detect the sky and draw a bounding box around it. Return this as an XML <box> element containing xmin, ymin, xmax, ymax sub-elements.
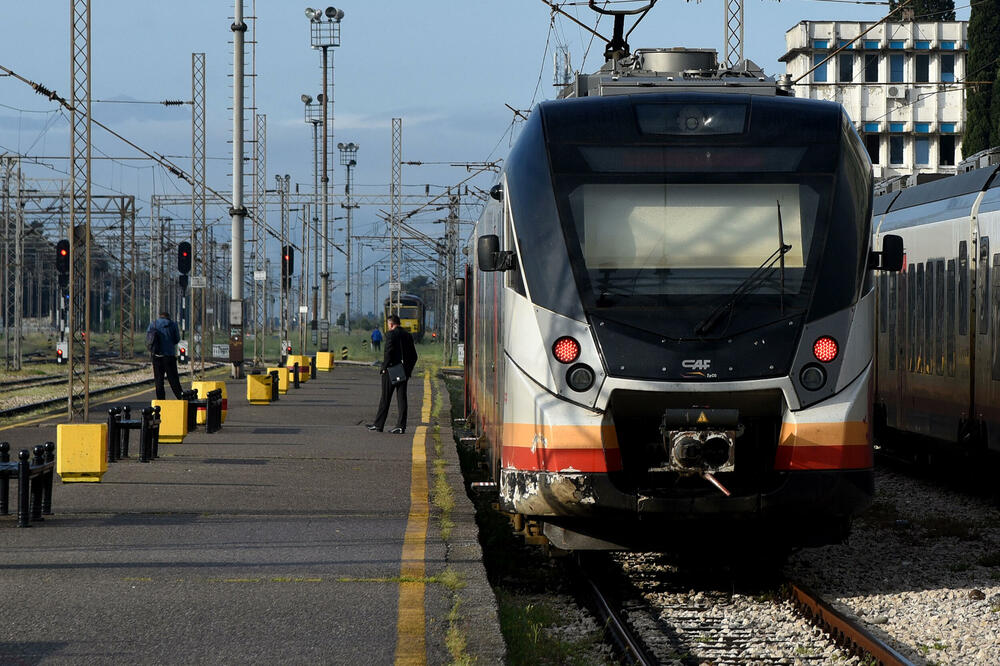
<box><xmin>0</xmin><ymin>0</ymin><xmax>971</xmax><ymax>316</ymax></box>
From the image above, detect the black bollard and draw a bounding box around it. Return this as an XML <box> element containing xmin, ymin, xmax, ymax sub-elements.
<box><xmin>292</xmin><ymin>362</ymin><xmax>300</xmax><ymax>389</ymax></box>
<box><xmin>151</xmin><ymin>406</ymin><xmax>161</xmax><ymax>459</ymax></box>
<box><xmin>139</xmin><ymin>407</ymin><xmax>153</xmax><ymax>463</ymax></box>
<box><xmin>42</xmin><ymin>442</ymin><xmax>55</xmax><ymax>516</ymax></box>
<box><xmin>311</xmin><ymin>355</ymin><xmax>317</xmax><ymax>377</ymax></box>
<box><xmin>270</xmin><ymin>370</ymin><xmax>280</xmax><ymax>401</ymax></box>
<box><xmin>0</xmin><ymin>442</ymin><xmax>9</xmax><ymax>516</ymax></box>
<box><xmin>30</xmin><ymin>445</ymin><xmax>45</xmax><ymax>522</ymax></box>
<box><xmin>17</xmin><ymin>449</ymin><xmax>30</xmax><ymax>528</ymax></box>
<box><xmin>120</xmin><ymin>405</ymin><xmax>132</xmax><ymax>458</ymax></box>
<box><xmin>107</xmin><ymin>407</ymin><xmax>121</xmax><ymax>463</ymax></box>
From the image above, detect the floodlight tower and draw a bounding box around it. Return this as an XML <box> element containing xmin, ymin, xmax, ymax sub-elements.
<box><xmin>302</xmin><ymin>93</ymin><xmax>322</xmax><ymax>339</ymax></box>
<box><xmin>337</xmin><ymin>141</ymin><xmax>358</xmax><ymax>335</ymax></box>
<box><xmin>305</xmin><ymin>5</ymin><xmax>344</xmax><ymax>352</ymax></box>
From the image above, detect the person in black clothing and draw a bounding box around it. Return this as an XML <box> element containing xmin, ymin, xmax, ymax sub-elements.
<box><xmin>147</xmin><ymin>311</ymin><xmax>184</xmax><ymax>400</ymax></box>
<box><xmin>367</xmin><ymin>314</ymin><xmax>418</xmax><ymax>434</ymax></box>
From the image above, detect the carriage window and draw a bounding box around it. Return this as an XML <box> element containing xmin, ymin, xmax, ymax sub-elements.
<box><xmin>959</xmin><ymin>241</ymin><xmax>968</xmax><ymax>336</ymax></box>
<box><xmin>505</xmin><ymin>211</ymin><xmax>526</xmax><ymax>296</ymax></box>
<box><xmin>924</xmin><ymin>263</ymin><xmax>934</xmax><ymax>374</ymax></box>
<box><xmin>935</xmin><ymin>260</ymin><xmax>945</xmax><ymax>375</ymax></box>
<box><xmin>947</xmin><ymin>259</ymin><xmax>956</xmax><ymax>376</ymax></box>
<box><xmin>980</xmin><ymin>237</ymin><xmax>990</xmax><ymax>335</ymax></box>
<box><xmin>993</xmin><ymin>253</ymin><xmax>1000</xmax><ymax>380</ymax></box>
<box><xmin>907</xmin><ymin>264</ymin><xmax>916</xmax><ymax>371</ymax></box>
<box><xmin>879</xmin><ymin>272</ymin><xmax>888</xmax><ymax>333</ymax></box>
<box><xmin>917</xmin><ymin>263</ymin><xmax>925</xmax><ymax>373</ymax></box>
<box><xmin>889</xmin><ymin>271</ymin><xmax>897</xmax><ymax>371</ymax></box>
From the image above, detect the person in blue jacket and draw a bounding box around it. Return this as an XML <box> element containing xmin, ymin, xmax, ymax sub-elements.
<box><xmin>370</xmin><ymin>327</ymin><xmax>382</xmax><ymax>351</ymax></box>
<box><xmin>147</xmin><ymin>311</ymin><xmax>184</xmax><ymax>400</ymax></box>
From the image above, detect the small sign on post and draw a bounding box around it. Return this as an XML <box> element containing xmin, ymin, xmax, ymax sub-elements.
<box><xmin>191</xmin><ymin>275</ymin><xmax>207</xmax><ymax>289</ymax></box>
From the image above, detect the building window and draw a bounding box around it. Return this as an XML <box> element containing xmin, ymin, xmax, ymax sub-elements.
<box><xmin>941</xmin><ymin>122</ymin><xmax>956</xmax><ymax>133</ymax></box>
<box><xmin>865</xmin><ymin>53</ymin><xmax>879</xmax><ymax>82</ymax></box>
<box><xmin>890</xmin><ymin>122</ymin><xmax>905</xmax><ymax>133</ymax></box>
<box><xmin>916</xmin><ymin>40</ymin><xmax>931</xmax><ymax>50</ymax></box>
<box><xmin>941</xmin><ymin>40</ymin><xmax>955</xmax><ymax>50</ymax></box>
<box><xmin>890</xmin><ymin>135</ymin><xmax>904</xmax><ymax>165</ymax></box>
<box><xmin>838</xmin><ymin>39</ymin><xmax>854</xmax><ymax>49</ymax></box>
<box><xmin>940</xmin><ymin>135</ymin><xmax>956</xmax><ymax>166</ymax></box>
<box><xmin>915</xmin><ymin>122</ymin><xmax>930</xmax><ymax>133</ymax></box>
<box><xmin>864</xmin><ymin>39</ymin><xmax>880</xmax><ymax>49</ymax></box>
<box><xmin>864</xmin><ymin>122</ymin><xmax>880</xmax><ymax>132</ymax></box>
<box><xmin>941</xmin><ymin>54</ymin><xmax>955</xmax><ymax>82</ymax></box>
<box><xmin>915</xmin><ymin>54</ymin><xmax>929</xmax><ymax>82</ymax></box>
<box><xmin>890</xmin><ymin>54</ymin><xmax>904</xmax><ymax>82</ymax></box>
<box><xmin>813</xmin><ymin>39</ymin><xmax>829</xmax><ymax>49</ymax></box>
<box><xmin>813</xmin><ymin>53</ymin><xmax>828</xmax><ymax>82</ymax></box>
<box><xmin>839</xmin><ymin>53</ymin><xmax>853</xmax><ymax>82</ymax></box>
<box><xmin>890</xmin><ymin>40</ymin><xmax>905</xmax><ymax>49</ymax></box>
<box><xmin>865</xmin><ymin>134</ymin><xmax>881</xmax><ymax>164</ymax></box>
<box><xmin>915</xmin><ymin>136</ymin><xmax>930</xmax><ymax>165</ymax></box>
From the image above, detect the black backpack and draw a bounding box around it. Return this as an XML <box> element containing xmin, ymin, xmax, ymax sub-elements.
<box><xmin>145</xmin><ymin>327</ymin><xmax>157</xmax><ymax>355</ymax></box>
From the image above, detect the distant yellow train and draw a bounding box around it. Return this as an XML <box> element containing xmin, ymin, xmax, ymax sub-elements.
<box><xmin>384</xmin><ymin>293</ymin><xmax>425</xmax><ymax>342</ymax></box>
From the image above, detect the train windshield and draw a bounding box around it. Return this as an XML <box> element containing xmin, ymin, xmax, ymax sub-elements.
<box><xmin>552</xmin><ymin>152</ymin><xmax>831</xmax><ymax>334</ymax></box>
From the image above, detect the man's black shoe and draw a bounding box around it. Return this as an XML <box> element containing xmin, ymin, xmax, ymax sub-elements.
<box><xmin>389</xmin><ymin>427</ymin><xmax>405</xmax><ymax>434</ymax></box>
<box><xmin>366</xmin><ymin>424</ymin><xmax>382</xmax><ymax>432</ymax></box>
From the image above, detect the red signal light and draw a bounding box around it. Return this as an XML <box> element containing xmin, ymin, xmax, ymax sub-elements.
<box><xmin>552</xmin><ymin>336</ymin><xmax>581</xmax><ymax>364</ymax></box>
<box><xmin>59</xmin><ymin>248</ymin><xmax>68</xmax><ymax>256</ymax></box>
<box><xmin>813</xmin><ymin>336</ymin><xmax>839</xmax><ymax>363</ymax></box>
<box><xmin>56</xmin><ymin>349</ymin><xmax>63</xmax><ymax>357</ymax></box>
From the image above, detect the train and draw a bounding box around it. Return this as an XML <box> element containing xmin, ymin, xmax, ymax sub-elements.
<box><xmin>384</xmin><ymin>293</ymin><xmax>425</xmax><ymax>342</ymax></box>
<box><xmin>872</xmin><ymin>160</ymin><xmax>1000</xmax><ymax>459</ymax></box>
<box><xmin>461</xmin><ymin>43</ymin><xmax>904</xmax><ymax>554</ymax></box>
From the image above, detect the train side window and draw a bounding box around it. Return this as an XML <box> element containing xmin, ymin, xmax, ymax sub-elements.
<box><xmin>980</xmin><ymin>237</ymin><xmax>990</xmax><ymax>336</ymax></box>
<box><xmin>879</xmin><ymin>272</ymin><xmax>888</xmax><ymax>333</ymax></box>
<box><xmin>917</xmin><ymin>263</ymin><xmax>925</xmax><ymax>373</ymax></box>
<box><xmin>935</xmin><ymin>260</ymin><xmax>945</xmax><ymax>376</ymax></box>
<box><xmin>504</xmin><ymin>212</ymin><xmax>526</xmax><ymax>297</ymax></box>
<box><xmin>888</xmin><ymin>271</ymin><xmax>897</xmax><ymax>371</ymax></box>
<box><xmin>907</xmin><ymin>264</ymin><xmax>916</xmax><ymax>372</ymax></box>
<box><xmin>993</xmin><ymin>253</ymin><xmax>1000</xmax><ymax>381</ymax></box>
<box><xmin>959</xmin><ymin>241</ymin><xmax>968</xmax><ymax>336</ymax></box>
<box><xmin>947</xmin><ymin>259</ymin><xmax>956</xmax><ymax>376</ymax></box>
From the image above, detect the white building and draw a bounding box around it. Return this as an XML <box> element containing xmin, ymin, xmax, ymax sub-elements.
<box><xmin>780</xmin><ymin>20</ymin><xmax>967</xmax><ymax>179</ymax></box>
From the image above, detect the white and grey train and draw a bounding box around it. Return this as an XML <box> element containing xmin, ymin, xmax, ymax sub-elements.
<box><xmin>873</xmin><ymin>162</ymin><xmax>1000</xmax><ymax>458</ymax></box>
<box><xmin>463</xmin><ymin>41</ymin><xmax>903</xmax><ymax>552</ymax></box>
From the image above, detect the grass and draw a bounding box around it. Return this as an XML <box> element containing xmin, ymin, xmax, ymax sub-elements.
<box><xmin>497</xmin><ymin>592</ymin><xmax>614</xmax><ymax>665</ymax></box>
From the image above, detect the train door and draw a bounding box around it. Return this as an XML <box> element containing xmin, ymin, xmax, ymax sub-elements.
<box><xmin>975</xmin><ymin>198</ymin><xmax>1000</xmax><ymax>453</ymax></box>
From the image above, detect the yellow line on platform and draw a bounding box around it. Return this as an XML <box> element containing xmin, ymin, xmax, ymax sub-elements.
<box><xmin>395</xmin><ymin>372</ymin><xmax>431</xmax><ymax>666</ymax></box>
<box><xmin>0</xmin><ymin>384</ymin><xmax>156</xmax><ymax>433</ymax></box>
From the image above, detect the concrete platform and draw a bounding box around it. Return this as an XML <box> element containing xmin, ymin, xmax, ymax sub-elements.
<box><xmin>0</xmin><ymin>363</ymin><xmax>504</xmax><ymax>664</ymax></box>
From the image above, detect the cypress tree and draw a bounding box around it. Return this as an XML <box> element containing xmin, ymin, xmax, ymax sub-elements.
<box><xmin>964</xmin><ymin>0</ymin><xmax>1000</xmax><ymax>156</ymax></box>
<box><xmin>889</xmin><ymin>0</ymin><xmax>955</xmax><ymax>21</ymax></box>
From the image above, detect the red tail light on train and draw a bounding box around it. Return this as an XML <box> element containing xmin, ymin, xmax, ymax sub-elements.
<box><xmin>552</xmin><ymin>336</ymin><xmax>580</xmax><ymax>364</ymax></box>
<box><xmin>813</xmin><ymin>336</ymin><xmax>839</xmax><ymax>363</ymax></box>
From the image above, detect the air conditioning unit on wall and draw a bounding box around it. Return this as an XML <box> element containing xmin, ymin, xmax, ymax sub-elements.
<box><xmin>887</xmin><ymin>86</ymin><xmax>908</xmax><ymax>100</ymax></box>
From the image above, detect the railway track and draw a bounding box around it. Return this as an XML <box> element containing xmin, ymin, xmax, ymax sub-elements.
<box><xmin>574</xmin><ymin>552</ymin><xmax>915</xmax><ymax>666</ymax></box>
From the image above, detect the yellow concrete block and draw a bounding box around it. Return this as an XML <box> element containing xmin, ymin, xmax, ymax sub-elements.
<box><xmin>247</xmin><ymin>374</ymin><xmax>272</xmax><ymax>405</ymax></box>
<box><xmin>287</xmin><ymin>355</ymin><xmax>311</xmax><ymax>382</ymax></box>
<box><xmin>56</xmin><ymin>423</ymin><xmax>108</xmax><ymax>483</ymax></box>
<box><xmin>153</xmin><ymin>399</ymin><xmax>188</xmax><ymax>443</ymax></box>
<box><xmin>315</xmin><ymin>351</ymin><xmax>336</xmax><ymax>372</ymax></box>
<box><xmin>266</xmin><ymin>367</ymin><xmax>290</xmax><ymax>394</ymax></box>
<box><xmin>192</xmin><ymin>380</ymin><xmax>228</xmax><ymax>424</ymax></box>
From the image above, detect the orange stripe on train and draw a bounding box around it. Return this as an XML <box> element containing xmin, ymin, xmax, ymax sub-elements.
<box><xmin>502</xmin><ymin>445</ymin><xmax>622</xmax><ymax>473</ymax></box>
<box><xmin>501</xmin><ymin>423</ymin><xmax>619</xmax><ymax>450</ymax></box>
<box><xmin>775</xmin><ymin>420</ymin><xmax>872</xmax><ymax>470</ymax></box>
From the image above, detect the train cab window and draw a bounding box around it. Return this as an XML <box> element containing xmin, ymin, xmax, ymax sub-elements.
<box><xmin>947</xmin><ymin>258</ymin><xmax>956</xmax><ymax>376</ymax></box>
<box><xmin>980</xmin><ymin>237</ymin><xmax>990</xmax><ymax>336</ymax></box>
<box><xmin>935</xmin><ymin>260</ymin><xmax>945</xmax><ymax>375</ymax></box>
<box><xmin>504</xmin><ymin>216</ymin><xmax>526</xmax><ymax>297</ymax></box>
<box><xmin>907</xmin><ymin>264</ymin><xmax>916</xmax><ymax>371</ymax></box>
<box><xmin>916</xmin><ymin>263</ymin><xmax>925</xmax><ymax>372</ymax></box>
<box><xmin>959</xmin><ymin>241</ymin><xmax>969</xmax><ymax>336</ymax></box>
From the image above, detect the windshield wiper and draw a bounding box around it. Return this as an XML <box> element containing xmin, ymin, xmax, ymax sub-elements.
<box><xmin>694</xmin><ymin>201</ymin><xmax>792</xmax><ymax>336</ymax></box>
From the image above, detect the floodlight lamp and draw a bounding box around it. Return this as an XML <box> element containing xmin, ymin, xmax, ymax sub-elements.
<box><xmin>336</xmin><ymin>9</ymin><xmax>345</xmax><ymax>19</ymax></box>
<box><xmin>305</xmin><ymin>7</ymin><xmax>318</xmax><ymax>19</ymax></box>
<box><xmin>325</xmin><ymin>6</ymin><xmax>337</xmax><ymax>18</ymax></box>
<box><xmin>337</xmin><ymin>142</ymin><xmax>344</xmax><ymax>149</ymax></box>
<box><xmin>301</xmin><ymin>94</ymin><xmax>313</xmax><ymax>104</ymax></box>
<box><xmin>317</xmin><ymin>94</ymin><xmax>326</xmax><ymax>104</ymax></box>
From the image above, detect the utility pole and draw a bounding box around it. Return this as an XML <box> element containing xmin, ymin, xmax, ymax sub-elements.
<box><xmin>389</xmin><ymin>118</ymin><xmax>402</xmax><ymax>316</ymax></box>
<box><xmin>338</xmin><ymin>141</ymin><xmax>358</xmax><ymax>334</ymax></box>
<box><xmin>276</xmin><ymin>174</ymin><xmax>290</xmax><ymax>360</ymax></box>
<box><xmin>724</xmin><ymin>0</ymin><xmax>743</xmax><ymax>68</ymax></box>
<box><xmin>252</xmin><ymin>113</ymin><xmax>267</xmax><ymax>366</ymax></box>
<box><xmin>191</xmin><ymin>52</ymin><xmax>207</xmax><ymax>377</ymax></box>
<box><xmin>230</xmin><ymin>0</ymin><xmax>248</xmax><ymax>378</ymax></box>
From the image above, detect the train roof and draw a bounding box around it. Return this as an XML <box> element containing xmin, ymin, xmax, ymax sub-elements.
<box><xmin>881</xmin><ymin>165</ymin><xmax>1000</xmax><ymax>212</ymax></box>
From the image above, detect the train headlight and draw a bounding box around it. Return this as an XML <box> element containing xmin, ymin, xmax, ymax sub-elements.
<box><xmin>552</xmin><ymin>336</ymin><xmax>580</xmax><ymax>364</ymax></box>
<box><xmin>812</xmin><ymin>336</ymin><xmax>839</xmax><ymax>363</ymax></box>
<box><xmin>566</xmin><ymin>363</ymin><xmax>595</xmax><ymax>392</ymax></box>
<box><xmin>799</xmin><ymin>364</ymin><xmax>827</xmax><ymax>391</ymax></box>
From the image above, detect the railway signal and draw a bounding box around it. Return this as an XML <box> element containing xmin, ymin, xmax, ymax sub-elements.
<box><xmin>281</xmin><ymin>246</ymin><xmax>294</xmax><ymax>289</ymax></box>
<box><xmin>56</xmin><ymin>341</ymin><xmax>68</xmax><ymax>364</ymax></box>
<box><xmin>56</xmin><ymin>239</ymin><xmax>70</xmax><ymax>288</ymax></box>
<box><xmin>178</xmin><ymin>340</ymin><xmax>189</xmax><ymax>364</ymax></box>
<box><xmin>178</xmin><ymin>241</ymin><xmax>192</xmax><ymax>275</ymax></box>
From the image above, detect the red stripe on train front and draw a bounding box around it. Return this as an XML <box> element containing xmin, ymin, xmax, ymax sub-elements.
<box><xmin>501</xmin><ymin>446</ymin><xmax>621</xmax><ymax>473</ymax></box>
<box><xmin>774</xmin><ymin>444</ymin><xmax>873</xmax><ymax>470</ymax></box>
